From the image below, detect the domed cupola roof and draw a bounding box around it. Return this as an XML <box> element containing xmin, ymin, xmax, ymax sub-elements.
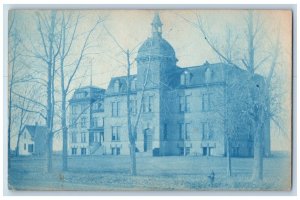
<box><xmin>136</xmin><ymin>13</ymin><xmax>177</xmax><ymax>62</ymax></box>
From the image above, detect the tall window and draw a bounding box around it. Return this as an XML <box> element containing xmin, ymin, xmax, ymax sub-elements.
<box><xmin>202</xmin><ymin>93</ymin><xmax>212</xmax><ymax>111</ymax></box>
<box><xmin>179</xmin><ymin>123</ymin><xmax>185</xmax><ymax>140</ymax></box>
<box><xmin>72</xmin><ymin>148</ymin><xmax>77</xmax><ymax>155</ymax></box>
<box><xmin>185</xmin><ymin>123</ymin><xmax>191</xmax><ymax>140</ymax></box>
<box><xmin>71</xmin><ymin>118</ymin><xmax>77</xmax><ymax>128</ymax></box>
<box><xmin>92</xmin><ymin>117</ymin><xmax>98</xmax><ymax>128</ymax></box>
<box><xmin>81</xmin><ymin>117</ymin><xmax>87</xmax><ymax>128</ymax></box>
<box><xmin>81</xmin><ymin>148</ymin><xmax>86</xmax><ymax>155</ymax></box>
<box><xmin>180</xmin><ymin>71</ymin><xmax>191</xmax><ymax>85</ymax></box>
<box><xmin>112</xmin><ymin>147</ymin><xmax>121</xmax><ymax>155</ymax></box>
<box><xmin>112</xmin><ymin>126</ymin><xmax>120</xmax><ymax>141</ymax></box>
<box><xmin>112</xmin><ymin>101</ymin><xmax>120</xmax><ymax>117</ymax></box>
<box><xmin>131</xmin><ymin>78</ymin><xmax>137</xmax><ymax>91</ymax></box>
<box><xmin>179</xmin><ymin>95</ymin><xmax>191</xmax><ymax>112</ymax></box>
<box><xmin>72</xmin><ymin>105</ymin><xmax>77</xmax><ymax>114</ymax></box>
<box><xmin>94</xmin><ymin>132</ymin><xmax>100</xmax><ymax>142</ymax></box>
<box><xmin>130</xmin><ymin>100</ymin><xmax>137</xmax><ymax>115</ymax></box>
<box><xmin>72</xmin><ymin>132</ymin><xmax>77</xmax><ymax>143</ymax></box>
<box><xmin>149</xmin><ymin>96</ymin><xmax>154</xmax><ymax>112</ymax></box>
<box><xmin>163</xmin><ymin>123</ymin><xmax>168</xmax><ymax>140</ymax></box>
<box><xmin>179</xmin><ymin>123</ymin><xmax>191</xmax><ymax>140</ymax></box>
<box><xmin>142</xmin><ymin>96</ymin><xmax>154</xmax><ymax>113</ymax></box>
<box><xmin>81</xmin><ymin>132</ymin><xmax>86</xmax><ymax>143</ymax></box>
<box><xmin>186</xmin><ymin>95</ymin><xmax>191</xmax><ymax>112</ymax></box>
<box><xmin>201</xmin><ymin>122</ymin><xmax>212</xmax><ymax>140</ymax></box>
<box><xmin>81</xmin><ymin>104</ymin><xmax>87</xmax><ymax>114</ymax></box>
<box><xmin>114</xmin><ymin>80</ymin><xmax>120</xmax><ymax>93</ymax></box>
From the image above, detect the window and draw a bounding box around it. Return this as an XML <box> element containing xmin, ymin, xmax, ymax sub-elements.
<box><xmin>76</xmin><ymin>92</ymin><xmax>86</xmax><ymax>99</ymax></box>
<box><xmin>24</xmin><ymin>144</ymin><xmax>26</xmax><ymax>150</ymax></box>
<box><xmin>72</xmin><ymin>105</ymin><xmax>77</xmax><ymax>114</ymax></box>
<box><xmin>114</xmin><ymin>80</ymin><xmax>120</xmax><ymax>93</ymax></box>
<box><xmin>71</xmin><ymin>118</ymin><xmax>77</xmax><ymax>128</ymax></box>
<box><xmin>163</xmin><ymin>123</ymin><xmax>168</xmax><ymax>140</ymax></box>
<box><xmin>186</xmin><ymin>95</ymin><xmax>191</xmax><ymax>112</ymax></box>
<box><xmin>93</xmin><ymin>102</ymin><xmax>103</xmax><ymax>111</ymax></box>
<box><xmin>185</xmin><ymin>147</ymin><xmax>191</xmax><ymax>155</ymax></box>
<box><xmin>185</xmin><ymin>123</ymin><xmax>191</xmax><ymax>140</ymax></box>
<box><xmin>131</xmin><ymin>78</ymin><xmax>137</xmax><ymax>91</ymax></box>
<box><xmin>81</xmin><ymin>132</ymin><xmax>86</xmax><ymax>143</ymax></box>
<box><xmin>205</xmin><ymin>67</ymin><xmax>212</xmax><ymax>82</ymax></box>
<box><xmin>24</xmin><ymin>131</ymin><xmax>26</xmax><ymax>139</ymax></box>
<box><xmin>111</xmin><ymin>147</ymin><xmax>121</xmax><ymax>155</ymax></box>
<box><xmin>130</xmin><ymin>100</ymin><xmax>137</xmax><ymax>115</ymax></box>
<box><xmin>92</xmin><ymin>117</ymin><xmax>98</xmax><ymax>128</ymax></box>
<box><xmin>81</xmin><ymin>148</ymin><xmax>86</xmax><ymax>155</ymax></box>
<box><xmin>72</xmin><ymin>148</ymin><xmax>77</xmax><ymax>155</ymax></box>
<box><xmin>94</xmin><ymin>132</ymin><xmax>100</xmax><ymax>142</ymax></box>
<box><xmin>179</xmin><ymin>95</ymin><xmax>191</xmax><ymax>112</ymax></box>
<box><xmin>81</xmin><ymin>117</ymin><xmax>87</xmax><ymax>128</ymax></box>
<box><xmin>180</xmin><ymin>71</ymin><xmax>191</xmax><ymax>85</ymax></box>
<box><xmin>142</xmin><ymin>96</ymin><xmax>154</xmax><ymax>113</ymax></box>
<box><xmin>112</xmin><ymin>102</ymin><xmax>119</xmax><ymax>117</ymax></box>
<box><xmin>72</xmin><ymin>132</ymin><xmax>77</xmax><ymax>143</ymax></box>
<box><xmin>112</xmin><ymin>126</ymin><xmax>120</xmax><ymax>141</ymax></box>
<box><xmin>28</xmin><ymin>144</ymin><xmax>33</xmax><ymax>153</ymax></box>
<box><xmin>179</xmin><ymin>123</ymin><xmax>191</xmax><ymax>140</ymax></box>
<box><xmin>149</xmin><ymin>96</ymin><xmax>154</xmax><ymax>112</ymax></box>
<box><xmin>201</xmin><ymin>122</ymin><xmax>212</xmax><ymax>140</ymax></box>
<box><xmin>202</xmin><ymin>93</ymin><xmax>212</xmax><ymax>111</ymax></box>
<box><xmin>179</xmin><ymin>123</ymin><xmax>185</xmax><ymax>140</ymax></box>
<box><xmin>81</xmin><ymin>104</ymin><xmax>87</xmax><ymax>114</ymax></box>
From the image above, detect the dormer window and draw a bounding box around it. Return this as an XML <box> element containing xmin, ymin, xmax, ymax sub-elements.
<box><xmin>76</xmin><ymin>91</ymin><xmax>87</xmax><ymax>99</ymax></box>
<box><xmin>180</xmin><ymin>71</ymin><xmax>191</xmax><ymax>85</ymax></box>
<box><xmin>205</xmin><ymin>67</ymin><xmax>212</xmax><ymax>83</ymax></box>
<box><xmin>114</xmin><ymin>80</ymin><xmax>120</xmax><ymax>93</ymax></box>
<box><xmin>131</xmin><ymin>78</ymin><xmax>137</xmax><ymax>91</ymax></box>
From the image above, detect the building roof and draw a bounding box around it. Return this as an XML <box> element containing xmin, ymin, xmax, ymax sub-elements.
<box><xmin>70</xmin><ymin>85</ymin><xmax>105</xmax><ymax>103</ymax></box>
<box><xmin>106</xmin><ymin>75</ymin><xmax>137</xmax><ymax>96</ymax></box>
<box><xmin>24</xmin><ymin>125</ymin><xmax>47</xmax><ymax>139</ymax></box>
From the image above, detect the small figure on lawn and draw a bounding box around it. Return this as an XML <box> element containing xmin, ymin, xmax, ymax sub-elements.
<box><xmin>208</xmin><ymin>170</ymin><xmax>215</xmax><ymax>186</ymax></box>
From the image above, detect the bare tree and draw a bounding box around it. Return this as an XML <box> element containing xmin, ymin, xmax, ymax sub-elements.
<box><xmin>57</xmin><ymin>11</ymin><xmax>103</xmax><ymax>171</ymax></box>
<box><xmin>104</xmin><ymin>25</ymin><xmax>151</xmax><ymax>176</ymax></box>
<box><xmin>30</xmin><ymin>10</ymin><xmax>61</xmax><ymax>172</ymax></box>
<box><xmin>189</xmin><ymin>11</ymin><xmax>282</xmax><ymax>181</ymax></box>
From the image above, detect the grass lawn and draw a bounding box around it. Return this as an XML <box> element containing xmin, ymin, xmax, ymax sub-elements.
<box><xmin>8</xmin><ymin>152</ymin><xmax>291</xmax><ymax>191</ymax></box>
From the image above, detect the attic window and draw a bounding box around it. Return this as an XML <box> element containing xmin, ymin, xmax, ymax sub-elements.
<box><xmin>114</xmin><ymin>80</ymin><xmax>120</xmax><ymax>93</ymax></box>
<box><xmin>205</xmin><ymin>67</ymin><xmax>212</xmax><ymax>82</ymax></box>
<box><xmin>180</xmin><ymin>71</ymin><xmax>191</xmax><ymax>85</ymax></box>
<box><xmin>131</xmin><ymin>78</ymin><xmax>137</xmax><ymax>91</ymax></box>
<box><xmin>76</xmin><ymin>92</ymin><xmax>87</xmax><ymax>99</ymax></box>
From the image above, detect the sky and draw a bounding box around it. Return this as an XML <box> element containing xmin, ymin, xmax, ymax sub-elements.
<box><xmin>9</xmin><ymin>9</ymin><xmax>292</xmax><ymax>151</ymax></box>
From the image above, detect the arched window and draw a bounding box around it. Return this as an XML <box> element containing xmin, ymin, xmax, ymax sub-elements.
<box><xmin>205</xmin><ymin>67</ymin><xmax>212</xmax><ymax>82</ymax></box>
<box><xmin>114</xmin><ymin>80</ymin><xmax>120</xmax><ymax>93</ymax></box>
<box><xmin>180</xmin><ymin>71</ymin><xmax>191</xmax><ymax>85</ymax></box>
<box><xmin>131</xmin><ymin>78</ymin><xmax>137</xmax><ymax>91</ymax></box>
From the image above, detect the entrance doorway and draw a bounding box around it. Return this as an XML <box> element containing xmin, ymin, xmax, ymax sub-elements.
<box><xmin>143</xmin><ymin>128</ymin><xmax>152</xmax><ymax>152</ymax></box>
<box><xmin>202</xmin><ymin>147</ymin><xmax>211</xmax><ymax>156</ymax></box>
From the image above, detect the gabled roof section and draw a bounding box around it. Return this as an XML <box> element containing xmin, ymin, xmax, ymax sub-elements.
<box><xmin>24</xmin><ymin>125</ymin><xmax>47</xmax><ymax>139</ymax></box>
<box><xmin>106</xmin><ymin>75</ymin><xmax>137</xmax><ymax>96</ymax></box>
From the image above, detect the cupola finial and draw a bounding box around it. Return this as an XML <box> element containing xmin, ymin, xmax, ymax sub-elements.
<box><xmin>151</xmin><ymin>12</ymin><xmax>163</xmax><ymax>38</ymax></box>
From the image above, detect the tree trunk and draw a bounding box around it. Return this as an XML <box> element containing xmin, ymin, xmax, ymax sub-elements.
<box><xmin>252</xmin><ymin>128</ymin><xmax>263</xmax><ymax>181</ymax></box>
<box><xmin>62</xmin><ymin>92</ymin><xmax>68</xmax><ymax>171</ymax></box>
<box><xmin>226</xmin><ymin>137</ymin><xmax>232</xmax><ymax>177</ymax></box>
<box><xmin>130</xmin><ymin>143</ymin><xmax>137</xmax><ymax>176</ymax></box>
<box><xmin>47</xmin><ymin>132</ymin><xmax>53</xmax><ymax>172</ymax></box>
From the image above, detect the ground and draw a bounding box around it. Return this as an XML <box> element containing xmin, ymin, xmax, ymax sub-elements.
<box><xmin>8</xmin><ymin>152</ymin><xmax>291</xmax><ymax>191</ymax></box>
